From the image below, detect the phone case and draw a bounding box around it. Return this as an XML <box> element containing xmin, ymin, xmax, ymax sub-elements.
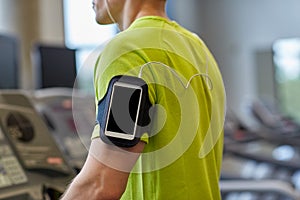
<box><xmin>96</xmin><ymin>75</ymin><xmax>152</xmax><ymax>147</ymax></box>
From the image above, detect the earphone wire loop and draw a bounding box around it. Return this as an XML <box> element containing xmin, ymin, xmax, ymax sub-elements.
<box><xmin>138</xmin><ymin>61</ymin><xmax>213</xmax><ymax>90</ymax></box>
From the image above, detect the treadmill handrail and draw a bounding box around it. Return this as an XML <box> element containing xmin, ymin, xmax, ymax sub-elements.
<box><xmin>220</xmin><ymin>179</ymin><xmax>300</xmax><ymax>199</ymax></box>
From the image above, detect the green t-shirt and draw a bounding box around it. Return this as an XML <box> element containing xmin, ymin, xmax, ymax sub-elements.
<box><xmin>92</xmin><ymin>16</ymin><xmax>225</xmax><ymax>200</ymax></box>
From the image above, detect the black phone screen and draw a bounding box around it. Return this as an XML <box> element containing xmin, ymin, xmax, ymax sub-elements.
<box><xmin>107</xmin><ymin>84</ymin><xmax>142</xmax><ymax>135</ymax></box>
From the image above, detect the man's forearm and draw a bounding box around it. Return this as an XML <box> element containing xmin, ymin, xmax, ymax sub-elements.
<box><xmin>60</xmin><ymin>170</ymin><xmax>124</xmax><ymax>200</ymax></box>
<box><xmin>60</xmin><ymin>139</ymin><xmax>145</xmax><ymax>200</ymax></box>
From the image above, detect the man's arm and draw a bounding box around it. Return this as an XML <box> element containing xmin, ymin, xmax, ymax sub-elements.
<box><xmin>60</xmin><ymin>138</ymin><xmax>145</xmax><ymax>200</ymax></box>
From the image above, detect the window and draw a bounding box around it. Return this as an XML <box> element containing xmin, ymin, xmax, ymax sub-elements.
<box><xmin>63</xmin><ymin>0</ymin><xmax>117</xmax><ymax>92</ymax></box>
<box><xmin>273</xmin><ymin>38</ymin><xmax>300</xmax><ymax>122</ymax></box>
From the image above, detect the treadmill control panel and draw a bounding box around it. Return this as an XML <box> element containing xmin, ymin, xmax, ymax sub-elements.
<box><xmin>0</xmin><ymin>91</ymin><xmax>76</xmax><ymax>200</ymax></box>
<box><xmin>0</xmin><ymin>127</ymin><xmax>28</xmax><ymax>189</ymax></box>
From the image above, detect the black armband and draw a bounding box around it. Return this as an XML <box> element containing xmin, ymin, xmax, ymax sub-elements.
<box><xmin>96</xmin><ymin>75</ymin><xmax>152</xmax><ymax>147</ymax></box>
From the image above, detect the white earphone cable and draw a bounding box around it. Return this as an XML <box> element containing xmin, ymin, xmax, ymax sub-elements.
<box><xmin>138</xmin><ymin>61</ymin><xmax>213</xmax><ymax>90</ymax></box>
<box><xmin>105</xmin><ymin>0</ymin><xmax>120</xmax><ymax>30</ymax></box>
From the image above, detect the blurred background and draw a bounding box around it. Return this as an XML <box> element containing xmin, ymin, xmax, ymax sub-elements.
<box><xmin>1</xmin><ymin>0</ymin><xmax>300</xmax><ymax>199</ymax></box>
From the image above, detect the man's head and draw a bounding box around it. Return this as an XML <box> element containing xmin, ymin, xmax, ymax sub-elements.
<box><xmin>92</xmin><ymin>0</ymin><xmax>124</xmax><ymax>25</ymax></box>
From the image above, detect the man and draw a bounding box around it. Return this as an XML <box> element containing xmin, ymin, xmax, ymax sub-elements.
<box><xmin>61</xmin><ymin>0</ymin><xmax>225</xmax><ymax>199</ymax></box>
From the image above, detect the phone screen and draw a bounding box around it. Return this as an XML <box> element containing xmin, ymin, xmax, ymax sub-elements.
<box><xmin>106</xmin><ymin>83</ymin><xmax>142</xmax><ymax>139</ymax></box>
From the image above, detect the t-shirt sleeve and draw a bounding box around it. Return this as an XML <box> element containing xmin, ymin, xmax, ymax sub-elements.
<box><xmin>91</xmin><ymin>40</ymin><xmax>157</xmax><ymax>143</ymax></box>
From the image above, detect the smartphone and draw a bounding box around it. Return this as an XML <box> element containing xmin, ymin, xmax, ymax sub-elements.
<box><xmin>104</xmin><ymin>81</ymin><xmax>143</xmax><ymax>140</ymax></box>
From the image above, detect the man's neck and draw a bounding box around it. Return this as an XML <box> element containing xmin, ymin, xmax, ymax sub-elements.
<box><xmin>118</xmin><ymin>1</ymin><xmax>168</xmax><ymax>31</ymax></box>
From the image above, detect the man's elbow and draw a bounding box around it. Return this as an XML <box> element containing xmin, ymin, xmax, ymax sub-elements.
<box><xmin>62</xmin><ymin>175</ymin><xmax>126</xmax><ymax>200</ymax></box>
<box><xmin>94</xmin><ymin>186</ymin><xmax>125</xmax><ymax>200</ymax></box>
